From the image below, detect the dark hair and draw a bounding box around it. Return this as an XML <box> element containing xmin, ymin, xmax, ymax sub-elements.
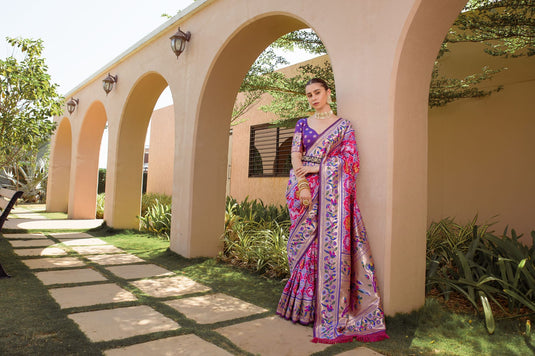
<box><xmin>305</xmin><ymin>78</ymin><xmax>329</xmax><ymax>91</ymax></box>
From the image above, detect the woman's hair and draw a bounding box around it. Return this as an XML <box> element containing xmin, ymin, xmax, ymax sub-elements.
<box><xmin>305</xmin><ymin>78</ymin><xmax>329</xmax><ymax>91</ymax></box>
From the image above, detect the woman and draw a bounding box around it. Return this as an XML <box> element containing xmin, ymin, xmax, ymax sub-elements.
<box><xmin>277</xmin><ymin>78</ymin><xmax>388</xmax><ymax>344</ymax></box>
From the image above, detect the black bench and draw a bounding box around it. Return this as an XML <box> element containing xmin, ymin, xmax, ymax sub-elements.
<box><xmin>0</xmin><ymin>188</ymin><xmax>23</xmax><ymax>278</ymax></box>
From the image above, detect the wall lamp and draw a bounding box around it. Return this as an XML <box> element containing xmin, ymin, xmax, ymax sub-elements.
<box><xmin>170</xmin><ymin>27</ymin><xmax>191</xmax><ymax>59</ymax></box>
<box><xmin>66</xmin><ymin>97</ymin><xmax>79</xmax><ymax>115</ymax></box>
<box><xmin>102</xmin><ymin>73</ymin><xmax>118</xmax><ymax>95</ymax></box>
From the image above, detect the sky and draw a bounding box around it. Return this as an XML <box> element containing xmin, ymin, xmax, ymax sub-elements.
<box><xmin>1</xmin><ymin>0</ymin><xmax>317</xmax><ymax>167</ymax></box>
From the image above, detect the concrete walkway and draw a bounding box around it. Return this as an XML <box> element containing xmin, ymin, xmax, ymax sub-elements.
<box><xmin>2</xmin><ymin>212</ymin><xmax>384</xmax><ymax>355</ymax></box>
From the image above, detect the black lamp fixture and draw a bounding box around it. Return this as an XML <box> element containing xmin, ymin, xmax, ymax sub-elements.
<box><xmin>170</xmin><ymin>27</ymin><xmax>191</xmax><ymax>59</ymax></box>
<box><xmin>66</xmin><ymin>97</ymin><xmax>79</xmax><ymax>115</ymax></box>
<box><xmin>102</xmin><ymin>73</ymin><xmax>118</xmax><ymax>95</ymax></box>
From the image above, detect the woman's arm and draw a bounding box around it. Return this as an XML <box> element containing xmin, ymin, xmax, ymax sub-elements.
<box><xmin>292</xmin><ymin>151</ymin><xmax>319</xmax><ymax>178</ymax></box>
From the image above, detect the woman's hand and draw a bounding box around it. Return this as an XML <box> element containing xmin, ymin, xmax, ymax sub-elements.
<box><xmin>295</xmin><ymin>165</ymin><xmax>319</xmax><ymax>178</ymax></box>
<box><xmin>299</xmin><ymin>187</ymin><xmax>311</xmax><ymax>207</ymax></box>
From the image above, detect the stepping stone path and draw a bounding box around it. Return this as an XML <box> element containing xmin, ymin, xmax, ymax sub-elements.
<box><xmin>4</xmin><ymin>231</ymin><xmax>382</xmax><ymax>355</ymax></box>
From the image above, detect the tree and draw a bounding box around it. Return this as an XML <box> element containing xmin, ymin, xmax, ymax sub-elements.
<box><xmin>0</xmin><ymin>37</ymin><xmax>62</xmax><ymax>171</ymax></box>
<box><xmin>235</xmin><ymin>0</ymin><xmax>534</xmax><ymax>121</ymax></box>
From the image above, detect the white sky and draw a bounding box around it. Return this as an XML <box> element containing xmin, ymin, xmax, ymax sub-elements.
<box><xmin>0</xmin><ymin>0</ymin><xmax>317</xmax><ymax>167</ymax></box>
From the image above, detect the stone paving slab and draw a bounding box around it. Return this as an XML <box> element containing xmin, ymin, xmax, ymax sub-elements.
<box><xmin>131</xmin><ymin>275</ymin><xmax>211</xmax><ymax>298</ymax></box>
<box><xmin>104</xmin><ymin>334</ymin><xmax>233</xmax><ymax>356</ymax></box>
<box><xmin>50</xmin><ymin>283</ymin><xmax>137</xmax><ymax>308</ymax></box>
<box><xmin>22</xmin><ymin>257</ymin><xmax>86</xmax><ymax>269</ymax></box>
<box><xmin>70</xmin><ymin>245</ymin><xmax>124</xmax><ymax>255</ymax></box>
<box><xmin>106</xmin><ymin>264</ymin><xmax>174</xmax><ymax>280</ymax></box>
<box><xmin>35</xmin><ymin>268</ymin><xmax>107</xmax><ymax>285</ymax></box>
<box><xmin>68</xmin><ymin>305</ymin><xmax>179</xmax><ymax>342</ymax></box>
<box><xmin>165</xmin><ymin>293</ymin><xmax>267</xmax><ymax>324</ymax></box>
<box><xmin>9</xmin><ymin>239</ymin><xmax>55</xmax><ymax>247</ymax></box>
<box><xmin>216</xmin><ymin>316</ymin><xmax>329</xmax><ymax>356</ymax></box>
<box><xmin>86</xmin><ymin>253</ymin><xmax>146</xmax><ymax>265</ymax></box>
<box><xmin>51</xmin><ymin>232</ymin><xmax>95</xmax><ymax>239</ymax></box>
<box><xmin>2</xmin><ymin>233</ymin><xmax>46</xmax><ymax>239</ymax></box>
<box><xmin>60</xmin><ymin>238</ymin><xmax>108</xmax><ymax>246</ymax></box>
<box><xmin>13</xmin><ymin>247</ymin><xmax>67</xmax><ymax>256</ymax></box>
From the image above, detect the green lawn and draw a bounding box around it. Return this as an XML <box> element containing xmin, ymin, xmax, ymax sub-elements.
<box><xmin>0</xmin><ymin>227</ymin><xmax>532</xmax><ymax>355</ymax></box>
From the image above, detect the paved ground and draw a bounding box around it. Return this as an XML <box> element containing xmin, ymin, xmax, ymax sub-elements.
<box><xmin>2</xmin><ymin>206</ymin><xmax>384</xmax><ymax>355</ymax></box>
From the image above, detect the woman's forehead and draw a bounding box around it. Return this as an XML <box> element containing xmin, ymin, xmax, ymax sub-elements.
<box><xmin>305</xmin><ymin>83</ymin><xmax>325</xmax><ymax>94</ymax></box>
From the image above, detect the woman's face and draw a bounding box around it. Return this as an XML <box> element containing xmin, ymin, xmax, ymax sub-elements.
<box><xmin>306</xmin><ymin>83</ymin><xmax>331</xmax><ymax>112</ymax></box>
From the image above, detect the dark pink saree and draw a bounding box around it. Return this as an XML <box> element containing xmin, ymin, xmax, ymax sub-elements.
<box><xmin>277</xmin><ymin>118</ymin><xmax>388</xmax><ymax>344</ymax></box>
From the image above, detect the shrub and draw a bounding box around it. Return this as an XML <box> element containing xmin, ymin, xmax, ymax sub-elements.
<box><xmin>96</xmin><ymin>193</ymin><xmax>105</xmax><ymax>218</ymax></box>
<box><xmin>141</xmin><ymin>193</ymin><xmax>172</xmax><ymax>217</ymax></box>
<box><xmin>98</xmin><ymin>169</ymin><xmax>106</xmax><ymax>194</ymax></box>
<box><xmin>427</xmin><ymin>217</ymin><xmax>535</xmax><ymax>334</ymax></box>
<box><xmin>139</xmin><ymin>199</ymin><xmax>172</xmax><ymax>239</ymax></box>
<box><xmin>221</xmin><ymin>196</ymin><xmax>290</xmax><ymax>278</ymax></box>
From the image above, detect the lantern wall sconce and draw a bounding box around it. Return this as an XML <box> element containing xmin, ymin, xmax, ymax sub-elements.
<box><xmin>66</xmin><ymin>97</ymin><xmax>79</xmax><ymax>115</ymax></box>
<box><xmin>170</xmin><ymin>27</ymin><xmax>191</xmax><ymax>59</ymax></box>
<box><xmin>102</xmin><ymin>73</ymin><xmax>118</xmax><ymax>95</ymax></box>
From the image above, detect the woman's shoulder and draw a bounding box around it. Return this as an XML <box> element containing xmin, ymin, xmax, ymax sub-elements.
<box><xmin>295</xmin><ymin>117</ymin><xmax>308</xmax><ymax>128</ymax></box>
<box><xmin>337</xmin><ymin>117</ymin><xmax>353</xmax><ymax>128</ymax></box>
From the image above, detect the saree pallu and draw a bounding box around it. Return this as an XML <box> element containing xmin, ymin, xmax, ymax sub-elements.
<box><xmin>277</xmin><ymin>119</ymin><xmax>388</xmax><ymax>344</ymax></box>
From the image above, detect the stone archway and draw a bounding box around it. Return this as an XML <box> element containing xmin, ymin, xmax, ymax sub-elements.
<box><xmin>172</xmin><ymin>14</ymin><xmax>310</xmax><ymax>257</ymax></box>
<box><xmin>109</xmin><ymin>72</ymin><xmax>169</xmax><ymax>228</ymax></box>
<box><xmin>46</xmin><ymin>117</ymin><xmax>72</xmax><ymax>212</ymax></box>
<box><xmin>69</xmin><ymin>101</ymin><xmax>108</xmax><ymax>219</ymax></box>
<box><xmin>381</xmin><ymin>0</ymin><xmax>468</xmax><ymax>312</ymax></box>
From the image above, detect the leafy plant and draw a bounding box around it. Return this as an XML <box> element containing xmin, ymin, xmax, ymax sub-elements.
<box><xmin>221</xmin><ymin>196</ymin><xmax>290</xmax><ymax>278</ymax></box>
<box><xmin>141</xmin><ymin>193</ymin><xmax>172</xmax><ymax>217</ymax></box>
<box><xmin>427</xmin><ymin>217</ymin><xmax>535</xmax><ymax>334</ymax></box>
<box><xmin>1</xmin><ymin>157</ymin><xmax>48</xmax><ymax>202</ymax></box>
<box><xmin>138</xmin><ymin>199</ymin><xmax>172</xmax><ymax>239</ymax></box>
<box><xmin>95</xmin><ymin>193</ymin><xmax>105</xmax><ymax>219</ymax></box>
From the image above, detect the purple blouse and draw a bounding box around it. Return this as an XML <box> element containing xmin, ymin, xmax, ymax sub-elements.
<box><xmin>291</xmin><ymin>118</ymin><xmax>321</xmax><ymax>153</ymax></box>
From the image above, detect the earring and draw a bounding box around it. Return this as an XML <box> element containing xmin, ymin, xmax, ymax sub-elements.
<box><xmin>327</xmin><ymin>95</ymin><xmax>332</xmax><ymax>104</ymax></box>
<box><xmin>308</xmin><ymin>102</ymin><xmax>312</xmax><ymax>110</ymax></box>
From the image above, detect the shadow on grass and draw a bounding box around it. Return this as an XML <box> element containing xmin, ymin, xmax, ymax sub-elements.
<box><xmin>0</xmin><ymin>237</ymin><xmax>102</xmax><ymax>355</ymax></box>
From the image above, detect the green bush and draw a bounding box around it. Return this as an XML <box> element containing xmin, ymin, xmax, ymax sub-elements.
<box><xmin>98</xmin><ymin>169</ymin><xmax>106</xmax><ymax>194</ymax></box>
<box><xmin>141</xmin><ymin>193</ymin><xmax>172</xmax><ymax>217</ymax></box>
<box><xmin>96</xmin><ymin>193</ymin><xmax>105</xmax><ymax>219</ymax></box>
<box><xmin>221</xmin><ymin>196</ymin><xmax>290</xmax><ymax>278</ymax></box>
<box><xmin>139</xmin><ymin>199</ymin><xmax>172</xmax><ymax>239</ymax></box>
<box><xmin>427</xmin><ymin>217</ymin><xmax>535</xmax><ymax>334</ymax></box>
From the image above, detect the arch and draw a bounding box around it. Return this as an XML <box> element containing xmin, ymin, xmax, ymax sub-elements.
<box><xmin>69</xmin><ymin>101</ymin><xmax>108</xmax><ymax>219</ymax></box>
<box><xmin>173</xmin><ymin>13</ymin><xmax>311</xmax><ymax>256</ymax></box>
<box><xmin>273</xmin><ymin>136</ymin><xmax>292</xmax><ymax>175</ymax></box>
<box><xmin>46</xmin><ymin>117</ymin><xmax>72</xmax><ymax>212</ymax></box>
<box><xmin>384</xmin><ymin>0</ymin><xmax>468</xmax><ymax>313</ymax></box>
<box><xmin>110</xmin><ymin>72</ymin><xmax>169</xmax><ymax>228</ymax></box>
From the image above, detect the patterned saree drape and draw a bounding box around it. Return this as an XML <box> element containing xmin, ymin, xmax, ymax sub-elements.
<box><xmin>277</xmin><ymin>119</ymin><xmax>388</xmax><ymax>344</ymax></box>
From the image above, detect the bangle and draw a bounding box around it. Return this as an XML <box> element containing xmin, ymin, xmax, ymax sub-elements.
<box><xmin>298</xmin><ymin>182</ymin><xmax>309</xmax><ymax>190</ymax></box>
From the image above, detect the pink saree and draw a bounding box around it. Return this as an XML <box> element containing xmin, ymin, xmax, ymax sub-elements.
<box><xmin>277</xmin><ymin>118</ymin><xmax>388</xmax><ymax>344</ymax></box>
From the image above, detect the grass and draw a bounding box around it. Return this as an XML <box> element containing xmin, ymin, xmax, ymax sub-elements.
<box><xmin>0</xmin><ymin>225</ymin><xmax>532</xmax><ymax>355</ymax></box>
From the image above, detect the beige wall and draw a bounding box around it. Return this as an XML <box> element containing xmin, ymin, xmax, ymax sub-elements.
<box><xmin>147</xmin><ymin>105</ymin><xmax>175</xmax><ymax>196</ymax></box>
<box><xmin>429</xmin><ymin>42</ymin><xmax>535</xmax><ymax>241</ymax></box>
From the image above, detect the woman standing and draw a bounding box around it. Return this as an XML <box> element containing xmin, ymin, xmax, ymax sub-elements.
<box><xmin>277</xmin><ymin>78</ymin><xmax>388</xmax><ymax>344</ymax></box>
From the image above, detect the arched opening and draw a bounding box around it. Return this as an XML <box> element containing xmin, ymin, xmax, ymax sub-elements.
<box><xmin>427</xmin><ymin>5</ymin><xmax>535</xmax><ymax>242</ymax></box>
<box><xmin>69</xmin><ymin>101</ymin><xmax>108</xmax><ymax>219</ymax></box>
<box><xmin>385</xmin><ymin>0</ymin><xmax>468</xmax><ymax>313</ymax></box>
<box><xmin>110</xmin><ymin>72</ymin><xmax>171</xmax><ymax>228</ymax></box>
<box><xmin>46</xmin><ymin>117</ymin><xmax>72</xmax><ymax>213</ymax></box>
<box><xmin>173</xmin><ymin>14</ymin><xmax>317</xmax><ymax>257</ymax></box>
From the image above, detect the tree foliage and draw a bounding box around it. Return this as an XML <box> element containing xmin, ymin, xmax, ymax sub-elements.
<box><xmin>234</xmin><ymin>0</ymin><xmax>534</xmax><ymax>121</ymax></box>
<box><xmin>0</xmin><ymin>37</ymin><xmax>62</xmax><ymax>170</ymax></box>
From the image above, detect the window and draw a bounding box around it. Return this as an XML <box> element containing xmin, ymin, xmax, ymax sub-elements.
<box><xmin>248</xmin><ymin>124</ymin><xmax>294</xmax><ymax>177</ymax></box>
